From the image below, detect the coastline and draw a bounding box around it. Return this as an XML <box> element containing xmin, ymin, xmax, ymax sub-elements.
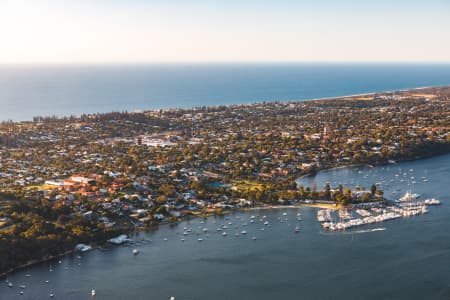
<box><xmin>4</xmin><ymin>84</ymin><xmax>449</xmax><ymax>123</ymax></box>
<box><xmin>302</xmin><ymin>85</ymin><xmax>442</xmax><ymax>102</ymax></box>
<box><xmin>0</xmin><ymin>249</ymin><xmax>78</xmax><ymax>279</ymax></box>
<box><xmin>0</xmin><ymin>201</ymin><xmax>342</xmax><ymax>278</ymax></box>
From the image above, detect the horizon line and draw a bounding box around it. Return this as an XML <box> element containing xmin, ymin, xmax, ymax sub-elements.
<box><xmin>1</xmin><ymin>61</ymin><xmax>450</xmax><ymax>67</ymax></box>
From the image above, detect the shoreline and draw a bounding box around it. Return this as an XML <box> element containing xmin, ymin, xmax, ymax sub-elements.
<box><xmin>0</xmin><ymin>202</ymin><xmax>341</xmax><ymax>278</ymax></box>
<box><xmin>5</xmin><ymin>84</ymin><xmax>449</xmax><ymax>123</ymax></box>
<box><xmin>2</xmin><ymin>152</ymin><xmax>449</xmax><ymax>278</ymax></box>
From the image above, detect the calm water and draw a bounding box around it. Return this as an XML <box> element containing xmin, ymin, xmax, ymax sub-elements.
<box><xmin>1</xmin><ymin>63</ymin><xmax>450</xmax><ymax>121</ymax></box>
<box><xmin>1</xmin><ymin>154</ymin><xmax>449</xmax><ymax>300</ymax></box>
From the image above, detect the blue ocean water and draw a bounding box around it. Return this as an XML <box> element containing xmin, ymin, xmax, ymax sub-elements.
<box><xmin>0</xmin><ymin>63</ymin><xmax>450</xmax><ymax>121</ymax></box>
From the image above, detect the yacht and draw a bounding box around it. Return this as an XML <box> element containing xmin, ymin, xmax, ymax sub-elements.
<box><xmin>399</xmin><ymin>192</ymin><xmax>420</xmax><ymax>201</ymax></box>
<box><xmin>75</xmin><ymin>244</ymin><xmax>92</xmax><ymax>252</ymax></box>
<box><xmin>108</xmin><ymin>234</ymin><xmax>130</xmax><ymax>245</ymax></box>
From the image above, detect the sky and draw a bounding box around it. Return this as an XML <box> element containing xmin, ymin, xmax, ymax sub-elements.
<box><xmin>0</xmin><ymin>0</ymin><xmax>449</xmax><ymax>64</ymax></box>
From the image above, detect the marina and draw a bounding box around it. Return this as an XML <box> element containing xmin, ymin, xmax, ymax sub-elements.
<box><xmin>318</xmin><ymin>199</ymin><xmax>440</xmax><ymax>231</ymax></box>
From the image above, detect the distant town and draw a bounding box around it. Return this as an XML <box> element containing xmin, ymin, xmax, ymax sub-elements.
<box><xmin>0</xmin><ymin>86</ymin><xmax>449</xmax><ymax>275</ymax></box>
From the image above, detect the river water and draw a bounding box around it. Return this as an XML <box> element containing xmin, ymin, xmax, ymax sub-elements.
<box><xmin>1</xmin><ymin>154</ymin><xmax>449</xmax><ymax>300</ymax></box>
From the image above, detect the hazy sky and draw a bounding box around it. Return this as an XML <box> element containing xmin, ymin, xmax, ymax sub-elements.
<box><xmin>1</xmin><ymin>0</ymin><xmax>449</xmax><ymax>64</ymax></box>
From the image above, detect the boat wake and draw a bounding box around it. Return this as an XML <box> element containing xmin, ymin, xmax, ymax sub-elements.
<box><xmin>320</xmin><ymin>227</ymin><xmax>387</xmax><ymax>235</ymax></box>
<box><xmin>352</xmin><ymin>228</ymin><xmax>386</xmax><ymax>234</ymax></box>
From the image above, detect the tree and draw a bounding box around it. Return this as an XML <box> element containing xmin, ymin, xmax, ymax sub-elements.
<box><xmin>370</xmin><ymin>184</ymin><xmax>377</xmax><ymax>195</ymax></box>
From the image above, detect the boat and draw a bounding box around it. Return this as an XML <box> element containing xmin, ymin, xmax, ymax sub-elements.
<box><xmin>108</xmin><ymin>234</ymin><xmax>130</xmax><ymax>245</ymax></box>
<box><xmin>222</xmin><ymin>231</ymin><xmax>227</xmax><ymax>236</ymax></box>
<box><xmin>241</xmin><ymin>230</ymin><xmax>247</xmax><ymax>235</ymax></box>
<box><xmin>7</xmin><ymin>282</ymin><xmax>13</xmax><ymax>288</ymax></box>
<box><xmin>399</xmin><ymin>192</ymin><xmax>420</xmax><ymax>202</ymax></box>
<box><xmin>424</xmin><ymin>198</ymin><xmax>441</xmax><ymax>205</ymax></box>
<box><xmin>50</xmin><ymin>292</ymin><xmax>55</xmax><ymax>298</ymax></box>
<box><xmin>197</xmin><ymin>238</ymin><xmax>203</xmax><ymax>242</ymax></box>
<box><xmin>75</xmin><ymin>244</ymin><xmax>92</xmax><ymax>252</ymax></box>
<box><xmin>91</xmin><ymin>289</ymin><xmax>96</xmax><ymax>297</ymax></box>
<box><xmin>132</xmin><ymin>249</ymin><xmax>139</xmax><ymax>255</ymax></box>
<box><xmin>295</xmin><ymin>226</ymin><xmax>300</xmax><ymax>233</ymax></box>
<box><xmin>263</xmin><ymin>221</ymin><xmax>269</xmax><ymax>225</ymax></box>
<box><xmin>252</xmin><ymin>236</ymin><xmax>257</xmax><ymax>240</ymax></box>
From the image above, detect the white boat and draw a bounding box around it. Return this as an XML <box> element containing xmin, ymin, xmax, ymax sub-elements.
<box><xmin>50</xmin><ymin>293</ymin><xmax>55</xmax><ymax>298</ymax></box>
<box><xmin>399</xmin><ymin>192</ymin><xmax>420</xmax><ymax>202</ymax></box>
<box><xmin>91</xmin><ymin>289</ymin><xmax>96</xmax><ymax>297</ymax></box>
<box><xmin>132</xmin><ymin>249</ymin><xmax>139</xmax><ymax>255</ymax></box>
<box><xmin>222</xmin><ymin>231</ymin><xmax>227</xmax><ymax>236</ymax></box>
<box><xmin>241</xmin><ymin>230</ymin><xmax>247</xmax><ymax>235</ymax></box>
<box><xmin>197</xmin><ymin>238</ymin><xmax>203</xmax><ymax>242</ymax></box>
<box><xmin>295</xmin><ymin>226</ymin><xmax>300</xmax><ymax>233</ymax></box>
<box><xmin>424</xmin><ymin>198</ymin><xmax>441</xmax><ymax>205</ymax></box>
<box><xmin>108</xmin><ymin>234</ymin><xmax>130</xmax><ymax>245</ymax></box>
<box><xmin>75</xmin><ymin>244</ymin><xmax>92</xmax><ymax>252</ymax></box>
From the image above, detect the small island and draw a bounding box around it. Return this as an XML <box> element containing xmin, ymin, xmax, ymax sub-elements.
<box><xmin>0</xmin><ymin>86</ymin><xmax>449</xmax><ymax>275</ymax></box>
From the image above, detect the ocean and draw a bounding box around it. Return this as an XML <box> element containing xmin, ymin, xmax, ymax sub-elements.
<box><xmin>1</xmin><ymin>63</ymin><xmax>450</xmax><ymax>121</ymax></box>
